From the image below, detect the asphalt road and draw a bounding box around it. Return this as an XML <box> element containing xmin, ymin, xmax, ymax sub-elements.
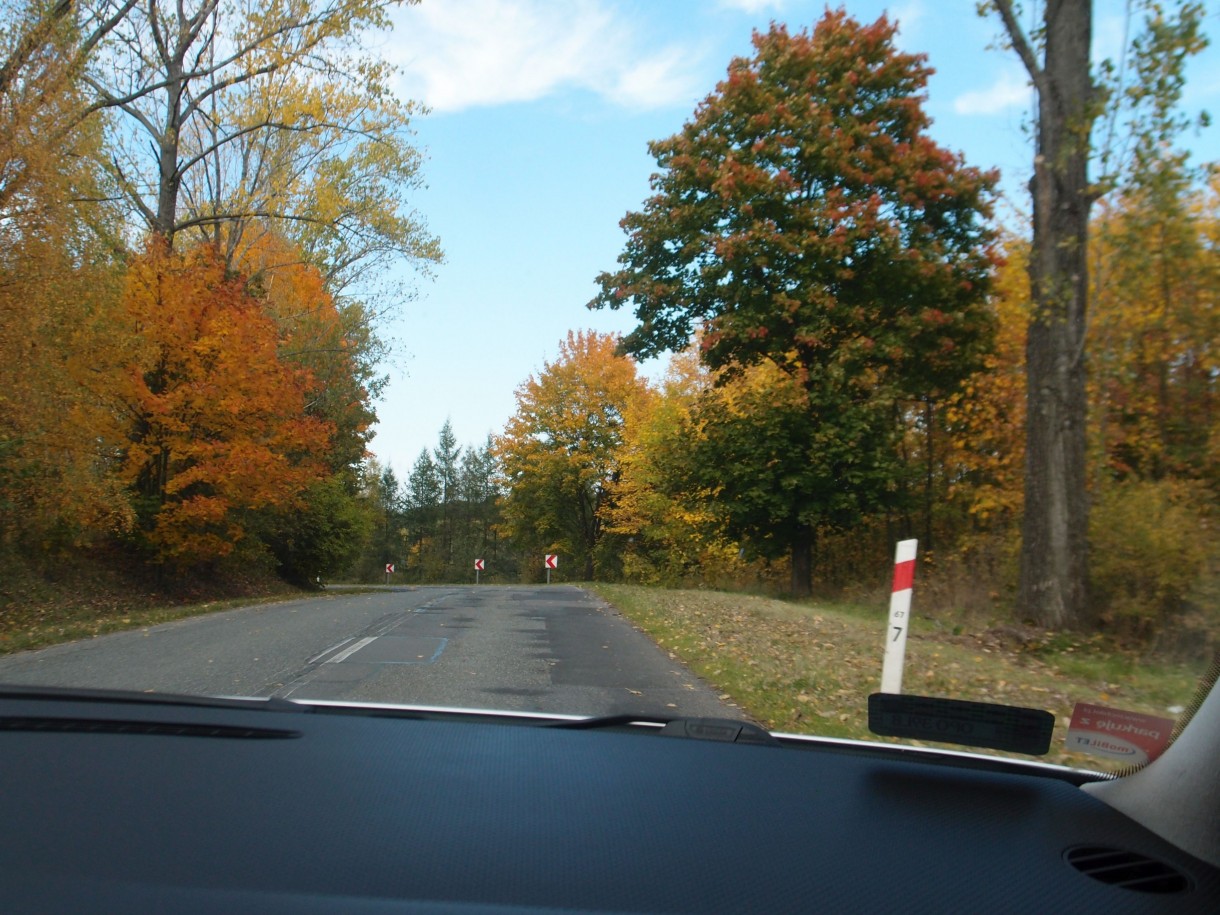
<box><xmin>0</xmin><ymin>586</ymin><xmax>742</xmax><ymax>719</ymax></box>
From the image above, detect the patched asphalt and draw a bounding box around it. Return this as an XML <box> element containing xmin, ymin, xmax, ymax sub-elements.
<box><xmin>0</xmin><ymin>586</ymin><xmax>743</xmax><ymax>719</ymax></box>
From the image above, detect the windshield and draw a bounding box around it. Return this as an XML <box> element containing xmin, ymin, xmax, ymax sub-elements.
<box><xmin>1</xmin><ymin>0</ymin><xmax>1217</xmax><ymax>775</ymax></box>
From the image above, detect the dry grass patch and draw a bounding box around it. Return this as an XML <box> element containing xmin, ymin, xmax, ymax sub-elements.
<box><xmin>585</xmin><ymin>583</ymin><xmax>1206</xmax><ymax>770</ymax></box>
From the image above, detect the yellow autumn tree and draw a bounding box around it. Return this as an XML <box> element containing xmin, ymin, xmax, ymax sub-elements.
<box><xmin>0</xmin><ymin>219</ymin><xmax>131</xmax><ymax>549</ymax></box>
<box><xmin>940</xmin><ymin>235</ymin><xmax>1030</xmax><ymax>526</ymax></box>
<box><xmin>603</xmin><ymin>348</ymin><xmax>748</xmax><ymax>585</ymax></box>
<box><xmin>1082</xmin><ymin>171</ymin><xmax>1218</xmax><ymax>640</ymax></box>
<box><xmin>0</xmin><ymin>10</ymin><xmax>132</xmax><ymax>550</ymax></box>
<box><xmin>1090</xmin><ymin>172</ymin><xmax>1219</xmax><ymax>483</ymax></box>
<box><xmin>495</xmin><ymin>331</ymin><xmax>649</xmax><ymax>580</ymax></box>
<box><xmin>1200</xmin><ymin>176</ymin><xmax>1220</xmax><ymax>487</ymax></box>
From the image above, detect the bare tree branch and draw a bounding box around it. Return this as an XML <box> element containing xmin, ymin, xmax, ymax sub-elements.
<box><xmin>992</xmin><ymin>0</ymin><xmax>1050</xmax><ymax>97</ymax></box>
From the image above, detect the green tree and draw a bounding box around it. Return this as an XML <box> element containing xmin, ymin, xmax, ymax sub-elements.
<box><xmin>455</xmin><ymin>437</ymin><xmax>503</xmax><ymax>578</ymax></box>
<box><xmin>433</xmin><ymin>419</ymin><xmax>462</xmax><ymax>570</ymax></box>
<box><xmin>387</xmin><ymin>429</ymin><xmax>504</xmax><ymax>582</ymax></box>
<box><xmin>261</xmin><ymin>472</ymin><xmax>373</xmax><ymax>585</ymax></box>
<box><xmin>375</xmin><ymin>464</ymin><xmax>405</xmax><ymax>565</ymax></box>
<box><xmin>345</xmin><ymin>458</ymin><xmax>408</xmax><ymax>581</ymax></box>
<box><xmin>591</xmin><ymin>12</ymin><xmax>997</xmax><ymax>595</ymax></box>
<box><xmin>403</xmin><ymin>447</ymin><xmax>441</xmax><ymax>579</ymax></box>
<box><xmin>696</xmin><ymin>360</ymin><xmax>902</xmax><ymax>595</ymax></box>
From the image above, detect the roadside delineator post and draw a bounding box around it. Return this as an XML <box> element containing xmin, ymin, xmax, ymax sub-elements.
<box><xmin>880</xmin><ymin>539</ymin><xmax>917</xmax><ymax>694</ymax></box>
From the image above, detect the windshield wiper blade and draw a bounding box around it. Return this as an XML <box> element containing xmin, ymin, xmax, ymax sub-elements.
<box><xmin>0</xmin><ymin>684</ymin><xmax>304</xmax><ymax>714</ymax></box>
<box><xmin>547</xmin><ymin>713</ymin><xmax>673</xmax><ymax>729</ymax></box>
<box><xmin>0</xmin><ymin>715</ymin><xmax>301</xmax><ymax>739</ymax></box>
<box><xmin>551</xmin><ymin>715</ymin><xmax>780</xmax><ymax>746</ymax></box>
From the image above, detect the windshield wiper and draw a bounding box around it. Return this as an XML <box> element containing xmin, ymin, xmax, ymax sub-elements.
<box><xmin>0</xmin><ymin>684</ymin><xmax>304</xmax><ymax>714</ymax></box>
<box><xmin>551</xmin><ymin>715</ymin><xmax>780</xmax><ymax>746</ymax></box>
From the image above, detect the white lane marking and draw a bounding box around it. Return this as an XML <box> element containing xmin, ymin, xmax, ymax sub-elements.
<box><xmin>307</xmin><ymin>638</ymin><xmax>354</xmax><ymax>665</ymax></box>
<box><xmin>279</xmin><ymin>590</ymin><xmax>463</xmax><ymax>697</ymax></box>
<box><xmin>327</xmin><ymin>636</ymin><xmax>377</xmax><ymax>664</ymax></box>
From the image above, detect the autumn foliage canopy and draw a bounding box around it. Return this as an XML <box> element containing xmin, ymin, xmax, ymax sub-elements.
<box><xmin>592</xmin><ymin>11</ymin><xmax>998</xmax><ymax>395</ymax></box>
<box><xmin>117</xmin><ymin>242</ymin><xmax>334</xmax><ymax>561</ymax></box>
<box><xmin>591</xmin><ymin>12</ymin><xmax>999</xmax><ymax>595</ymax></box>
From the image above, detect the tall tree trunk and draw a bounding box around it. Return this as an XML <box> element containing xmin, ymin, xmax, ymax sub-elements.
<box><xmin>996</xmin><ymin>0</ymin><xmax>1094</xmax><ymax>628</ymax></box>
<box><xmin>156</xmin><ymin>132</ymin><xmax>181</xmax><ymax>244</ymax></box>
<box><xmin>154</xmin><ymin>40</ymin><xmax>188</xmax><ymax>246</ymax></box>
<box><xmin>790</xmin><ymin>524</ymin><xmax>814</xmax><ymax>598</ymax></box>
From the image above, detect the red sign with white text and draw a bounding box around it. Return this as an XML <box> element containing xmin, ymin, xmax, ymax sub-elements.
<box><xmin>1066</xmin><ymin>702</ymin><xmax>1174</xmax><ymax>766</ymax></box>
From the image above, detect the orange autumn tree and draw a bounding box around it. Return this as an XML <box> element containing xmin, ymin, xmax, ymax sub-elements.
<box><xmin>236</xmin><ymin>230</ymin><xmax>379</xmax><ymax>472</ymax></box>
<box><xmin>118</xmin><ymin>241</ymin><xmax>334</xmax><ymax>562</ymax></box>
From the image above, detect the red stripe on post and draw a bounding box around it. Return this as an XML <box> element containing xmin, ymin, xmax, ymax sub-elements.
<box><xmin>892</xmin><ymin>559</ymin><xmax>915</xmax><ymax>593</ymax></box>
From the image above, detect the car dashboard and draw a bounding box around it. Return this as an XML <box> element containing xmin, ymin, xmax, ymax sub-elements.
<box><xmin>1</xmin><ymin>688</ymin><xmax>1218</xmax><ymax>913</ymax></box>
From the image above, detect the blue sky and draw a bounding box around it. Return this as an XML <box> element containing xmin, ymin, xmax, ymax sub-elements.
<box><xmin>367</xmin><ymin>0</ymin><xmax>1220</xmax><ymax>478</ymax></box>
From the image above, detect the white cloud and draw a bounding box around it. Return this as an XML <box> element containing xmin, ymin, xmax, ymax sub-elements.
<box><xmin>386</xmin><ymin>0</ymin><xmax>704</xmax><ymax>112</ymax></box>
<box><xmin>716</xmin><ymin>0</ymin><xmax>786</xmax><ymax>12</ymax></box>
<box><xmin>888</xmin><ymin>1</ymin><xmax>925</xmax><ymax>36</ymax></box>
<box><xmin>953</xmin><ymin>70</ymin><xmax>1032</xmax><ymax>116</ymax></box>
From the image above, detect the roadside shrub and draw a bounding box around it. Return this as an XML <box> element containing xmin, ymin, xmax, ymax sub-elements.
<box><xmin>1089</xmin><ymin>479</ymin><xmax>1214</xmax><ymax>645</ymax></box>
<box><xmin>914</xmin><ymin>529</ymin><xmax>1021</xmax><ymax>624</ymax></box>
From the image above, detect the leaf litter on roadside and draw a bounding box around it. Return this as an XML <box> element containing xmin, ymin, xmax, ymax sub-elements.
<box><xmin>585</xmin><ymin>583</ymin><xmax>1204</xmax><ymax>770</ymax></box>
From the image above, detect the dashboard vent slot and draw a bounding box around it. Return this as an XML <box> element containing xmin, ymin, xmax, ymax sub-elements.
<box><xmin>1065</xmin><ymin>846</ymin><xmax>1192</xmax><ymax>894</ymax></box>
<box><xmin>0</xmin><ymin>717</ymin><xmax>300</xmax><ymax>740</ymax></box>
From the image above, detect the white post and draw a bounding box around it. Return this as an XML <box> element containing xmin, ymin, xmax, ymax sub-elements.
<box><xmin>880</xmin><ymin>539</ymin><xmax>918</xmax><ymax>694</ymax></box>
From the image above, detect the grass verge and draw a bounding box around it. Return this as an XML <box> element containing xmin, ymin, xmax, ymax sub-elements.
<box><xmin>584</xmin><ymin>583</ymin><xmax>1207</xmax><ymax>771</ymax></box>
<box><xmin>0</xmin><ymin>553</ymin><xmax>311</xmax><ymax>656</ymax></box>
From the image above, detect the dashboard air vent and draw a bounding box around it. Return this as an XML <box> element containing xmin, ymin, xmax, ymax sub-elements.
<box><xmin>1065</xmin><ymin>845</ymin><xmax>1192</xmax><ymax>894</ymax></box>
